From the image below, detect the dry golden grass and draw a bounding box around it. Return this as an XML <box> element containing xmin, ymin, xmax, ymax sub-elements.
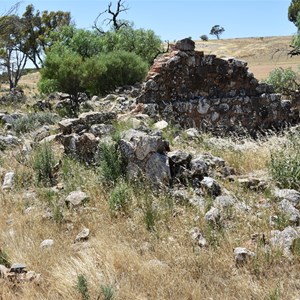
<box><xmin>0</xmin><ymin>131</ymin><xmax>300</xmax><ymax>300</ymax></box>
<box><xmin>2</xmin><ymin>36</ymin><xmax>300</xmax><ymax>299</ymax></box>
<box><xmin>196</xmin><ymin>36</ymin><xmax>300</xmax><ymax>80</ymax></box>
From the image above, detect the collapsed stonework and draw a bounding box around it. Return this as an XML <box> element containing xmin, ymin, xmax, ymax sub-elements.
<box><xmin>137</xmin><ymin>38</ymin><xmax>299</xmax><ymax>135</ymax></box>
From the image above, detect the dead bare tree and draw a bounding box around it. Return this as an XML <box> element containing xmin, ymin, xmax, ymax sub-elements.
<box><xmin>93</xmin><ymin>0</ymin><xmax>129</xmax><ymax>34</ymax></box>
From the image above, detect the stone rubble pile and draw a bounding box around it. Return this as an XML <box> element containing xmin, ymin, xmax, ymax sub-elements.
<box><xmin>137</xmin><ymin>38</ymin><xmax>299</xmax><ymax>135</ymax></box>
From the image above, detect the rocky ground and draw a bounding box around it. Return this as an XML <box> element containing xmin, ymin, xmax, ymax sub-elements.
<box><xmin>0</xmin><ymin>87</ymin><xmax>299</xmax><ymax>299</ymax></box>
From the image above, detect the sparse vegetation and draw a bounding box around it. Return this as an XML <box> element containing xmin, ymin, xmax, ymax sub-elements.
<box><xmin>11</xmin><ymin>112</ymin><xmax>60</xmax><ymax>135</ymax></box>
<box><xmin>269</xmin><ymin>132</ymin><xmax>300</xmax><ymax>189</ymax></box>
<box><xmin>32</xmin><ymin>142</ymin><xmax>57</xmax><ymax>186</ymax></box>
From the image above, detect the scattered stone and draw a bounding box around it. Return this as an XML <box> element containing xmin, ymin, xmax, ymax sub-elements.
<box><xmin>153</xmin><ymin>120</ymin><xmax>168</xmax><ymax>130</ymax></box>
<box><xmin>65</xmin><ymin>190</ymin><xmax>88</xmax><ymax>207</ymax></box>
<box><xmin>9</xmin><ymin>263</ymin><xmax>27</xmax><ymax>273</ymax></box>
<box><xmin>40</xmin><ymin>239</ymin><xmax>54</xmax><ymax>248</ymax></box>
<box><xmin>201</xmin><ymin>177</ymin><xmax>222</xmax><ymax>197</ymax></box>
<box><xmin>270</xmin><ymin>226</ymin><xmax>300</xmax><ymax>257</ymax></box>
<box><xmin>214</xmin><ymin>195</ymin><xmax>236</xmax><ymax>209</ymax></box>
<box><xmin>0</xmin><ymin>135</ymin><xmax>20</xmax><ymax>148</ymax></box>
<box><xmin>278</xmin><ymin>199</ymin><xmax>300</xmax><ymax>224</ymax></box>
<box><xmin>145</xmin><ymin>152</ymin><xmax>171</xmax><ymax>185</ymax></box>
<box><xmin>75</xmin><ymin>228</ymin><xmax>90</xmax><ymax>243</ymax></box>
<box><xmin>104</xmin><ymin>94</ymin><xmax>116</xmax><ymax>101</ymax></box>
<box><xmin>190</xmin><ymin>227</ymin><xmax>207</xmax><ymax>247</ymax></box>
<box><xmin>2</xmin><ymin>172</ymin><xmax>15</xmax><ymax>190</ymax></box>
<box><xmin>274</xmin><ymin>189</ymin><xmax>300</xmax><ymax>207</ymax></box>
<box><xmin>90</xmin><ymin>124</ymin><xmax>115</xmax><ymax>137</ymax></box>
<box><xmin>205</xmin><ymin>207</ymin><xmax>220</xmax><ymax>224</ymax></box>
<box><xmin>234</xmin><ymin>247</ymin><xmax>255</xmax><ymax>266</ymax></box>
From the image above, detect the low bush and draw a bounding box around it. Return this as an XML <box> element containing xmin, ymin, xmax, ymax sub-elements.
<box><xmin>269</xmin><ymin>133</ymin><xmax>300</xmax><ymax>189</ymax></box>
<box><xmin>11</xmin><ymin>112</ymin><xmax>60</xmax><ymax>134</ymax></box>
<box><xmin>108</xmin><ymin>180</ymin><xmax>131</xmax><ymax>215</ymax></box>
<box><xmin>97</xmin><ymin>141</ymin><xmax>125</xmax><ymax>184</ymax></box>
<box><xmin>265</xmin><ymin>67</ymin><xmax>299</xmax><ymax>95</ymax></box>
<box><xmin>32</xmin><ymin>142</ymin><xmax>57</xmax><ymax>186</ymax></box>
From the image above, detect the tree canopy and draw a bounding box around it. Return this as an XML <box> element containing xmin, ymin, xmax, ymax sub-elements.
<box><xmin>288</xmin><ymin>0</ymin><xmax>300</xmax><ymax>25</ymax></box>
<box><xmin>209</xmin><ymin>25</ymin><xmax>225</xmax><ymax>40</ymax></box>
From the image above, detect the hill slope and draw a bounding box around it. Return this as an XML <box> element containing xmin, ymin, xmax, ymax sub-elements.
<box><xmin>195</xmin><ymin>36</ymin><xmax>300</xmax><ymax>80</ymax></box>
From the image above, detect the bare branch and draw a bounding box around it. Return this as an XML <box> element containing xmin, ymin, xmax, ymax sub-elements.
<box><xmin>93</xmin><ymin>0</ymin><xmax>129</xmax><ymax>33</ymax></box>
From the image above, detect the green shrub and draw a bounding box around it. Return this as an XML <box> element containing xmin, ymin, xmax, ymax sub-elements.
<box><xmin>108</xmin><ymin>180</ymin><xmax>131</xmax><ymax>214</ymax></box>
<box><xmin>11</xmin><ymin>112</ymin><xmax>60</xmax><ymax>134</ymax></box>
<box><xmin>82</xmin><ymin>50</ymin><xmax>148</xmax><ymax>96</ymax></box>
<box><xmin>32</xmin><ymin>142</ymin><xmax>57</xmax><ymax>186</ymax></box>
<box><xmin>100</xmin><ymin>285</ymin><xmax>115</xmax><ymax>300</ymax></box>
<box><xmin>269</xmin><ymin>133</ymin><xmax>300</xmax><ymax>189</ymax></box>
<box><xmin>265</xmin><ymin>67</ymin><xmax>299</xmax><ymax>94</ymax></box>
<box><xmin>200</xmin><ymin>34</ymin><xmax>208</xmax><ymax>41</ymax></box>
<box><xmin>0</xmin><ymin>249</ymin><xmax>10</xmax><ymax>268</ymax></box>
<box><xmin>76</xmin><ymin>274</ymin><xmax>90</xmax><ymax>300</ymax></box>
<box><xmin>98</xmin><ymin>141</ymin><xmax>125</xmax><ymax>184</ymax></box>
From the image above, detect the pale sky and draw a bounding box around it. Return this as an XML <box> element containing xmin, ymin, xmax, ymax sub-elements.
<box><xmin>2</xmin><ymin>0</ymin><xmax>298</xmax><ymax>41</ymax></box>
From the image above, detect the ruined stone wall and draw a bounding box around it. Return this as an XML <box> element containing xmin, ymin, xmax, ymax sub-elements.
<box><xmin>137</xmin><ymin>39</ymin><xmax>299</xmax><ymax>135</ymax></box>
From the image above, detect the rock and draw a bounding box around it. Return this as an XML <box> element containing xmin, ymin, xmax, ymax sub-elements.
<box><xmin>65</xmin><ymin>190</ymin><xmax>88</xmax><ymax>207</ymax></box>
<box><xmin>201</xmin><ymin>177</ymin><xmax>221</xmax><ymax>197</ymax></box>
<box><xmin>205</xmin><ymin>207</ymin><xmax>220</xmax><ymax>224</ymax></box>
<box><xmin>58</xmin><ymin>118</ymin><xmax>80</xmax><ymax>135</ymax></box>
<box><xmin>184</xmin><ymin>128</ymin><xmax>199</xmax><ymax>139</ymax></box>
<box><xmin>153</xmin><ymin>120</ymin><xmax>168</xmax><ymax>130</ymax></box>
<box><xmin>145</xmin><ymin>153</ymin><xmax>171</xmax><ymax>185</ymax></box>
<box><xmin>135</xmin><ymin>134</ymin><xmax>168</xmax><ymax>161</ymax></box>
<box><xmin>214</xmin><ymin>195</ymin><xmax>236</xmax><ymax>209</ymax></box>
<box><xmin>61</xmin><ymin>133</ymin><xmax>79</xmax><ymax>155</ymax></box>
<box><xmin>1</xmin><ymin>113</ymin><xmax>23</xmax><ymax>124</ymax></box>
<box><xmin>76</xmin><ymin>133</ymin><xmax>98</xmax><ymax>164</ymax></box>
<box><xmin>75</xmin><ymin>228</ymin><xmax>90</xmax><ymax>242</ymax></box>
<box><xmin>190</xmin><ymin>156</ymin><xmax>209</xmax><ymax>178</ymax></box>
<box><xmin>104</xmin><ymin>94</ymin><xmax>116</xmax><ymax>101</ymax></box>
<box><xmin>190</xmin><ymin>227</ymin><xmax>207</xmax><ymax>247</ymax></box>
<box><xmin>274</xmin><ymin>189</ymin><xmax>300</xmax><ymax>207</ymax></box>
<box><xmin>167</xmin><ymin>150</ymin><xmax>192</xmax><ymax>180</ymax></box>
<box><xmin>234</xmin><ymin>247</ymin><xmax>255</xmax><ymax>266</ymax></box>
<box><xmin>270</xmin><ymin>226</ymin><xmax>300</xmax><ymax>257</ymax></box>
<box><xmin>0</xmin><ymin>135</ymin><xmax>20</xmax><ymax>148</ymax></box>
<box><xmin>278</xmin><ymin>199</ymin><xmax>300</xmax><ymax>224</ymax></box>
<box><xmin>9</xmin><ymin>263</ymin><xmax>26</xmax><ymax>273</ymax></box>
<box><xmin>90</xmin><ymin>124</ymin><xmax>115</xmax><ymax>137</ymax></box>
<box><xmin>91</xmin><ymin>95</ymin><xmax>100</xmax><ymax>102</ymax></box>
<box><xmin>32</xmin><ymin>125</ymin><xmax>50</xmax><ymax>142</ymax></box>
<box><xmin>40</xmin><ymin>239</ymin><xmax>54</xmax><ymax>248</ymax></box>
<box><xmin>2</xmin><ymin>172</ymin><xmax>14</xmax><ymax>190</ymax></box>
<box><xmin>78</xmin><ymin>111</ymin><xmax>117</xmax><ymax>126</ymax></box>
<box><xmin>174</xmin><ymin>38</ymin><xmax>195</xmax><ymax>51</ymax></box>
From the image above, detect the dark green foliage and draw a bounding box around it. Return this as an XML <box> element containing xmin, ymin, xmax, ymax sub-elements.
<box><xmin>269</xmin><ymin>133</ymin><xmax>300</xmax><ymax>189</ymax></box>
<box><xmin>0</xmin><ymin>249</ymin><xmax>10</xmax><ymax>268</ymax></box>
<box><xmin>99</xmin><ymin>27</ymin><xmax>162</xmax><ymax>64</ymax></box>
<box><xmin>39</xmin><ymin>45</ymin><xmax>147</xmax><ymax>113</ymax></box>
<box><xmin>76</xmin><ymin>274</ymin><xmax>90</xmax><ymax>300</ymax></box>
<box><xmin>209</xmin><ymin>25</ymin><xmax>225</xmax><ymax>39</ymax></box>
<box><xmin>98</xmin><ymin>142</ymin><xmax>125</xmax><ymax>184</ymax></box>
<box><xmin>288</xmin><ymin>0</ymin><xmax>300</xmax><ymax>25</ymax></box>
<box><xmin>200</xmin><ymin>34</ymin><xmax>208</xmax><ymax>41</ymax></box>
<box><xmin>39</xmin><ymin>45</ymin><xmax>84</xmax><ymax>97</ymax></box>
<box><xmin>265</xmin><ymin>67</ymin><xmax>299</xmax><ymax>94</ymax></box>
<box><xmin>82</xmin><ymin>51</ymin><xmax>148</xmax><ymax>95</ymax></box>
<box><xmin>32</xmin><ymin>142</ymin><xmax>57</xmax><ymax>186</ymax></box>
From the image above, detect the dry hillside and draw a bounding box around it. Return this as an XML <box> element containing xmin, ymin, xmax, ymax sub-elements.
<box><xmin>195</xmin><ymin>36</ymin><xmax>300</xmax><ymax>80</ymax></box>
